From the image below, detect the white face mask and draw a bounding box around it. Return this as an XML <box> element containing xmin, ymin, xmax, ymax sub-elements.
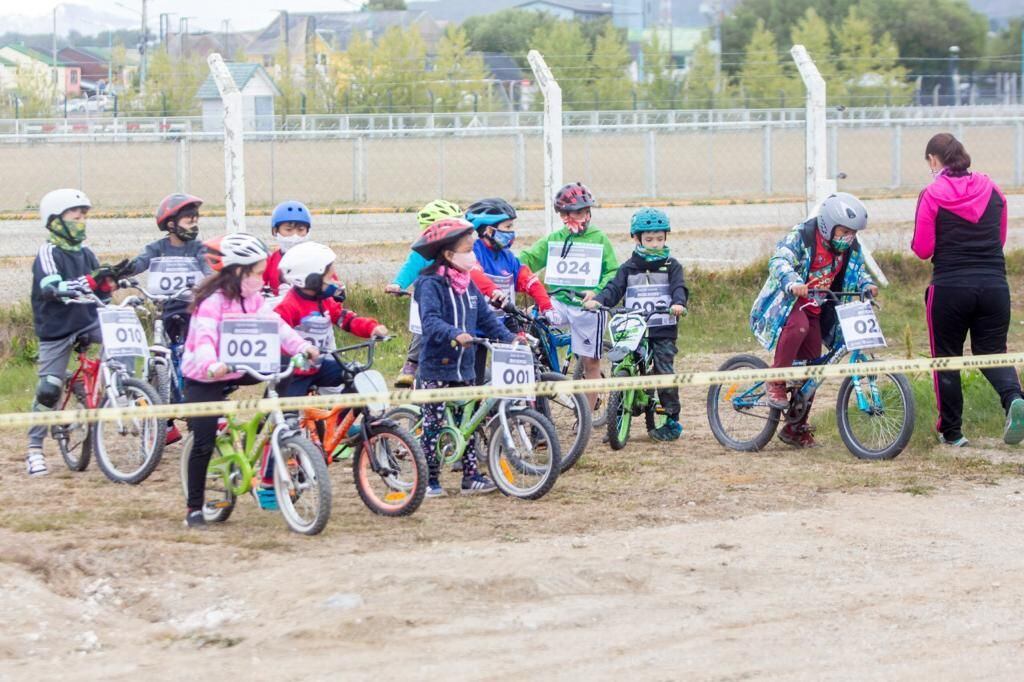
<box><xmin>277</xmin><ymin>234</ymin><xmax>308</xmax><ymax>253</ymax></box>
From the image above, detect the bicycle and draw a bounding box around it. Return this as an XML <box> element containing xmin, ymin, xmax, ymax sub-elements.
<box><xmin>501</xmin><ymin>301</ymin><xmax>592</xmax><ymax>471</ymax></box>
<box><xmin>545</xmin><ymin>287</ymin><xmax>614</xmax><ymax>429</ymax></box>
<box><xmin>50</xmin><ymin>291</ymin><xmax>165</xmax><ymax>484</ymax></box>
<box><xmin>706</xmin><ymin>290</ymin><xmax>916</xmax><ymax>460</ymax></box>
<box><xmin>179</xmin><ymin>359</ymin><xmax>332</xmax><ymax>535</ymax></box>
<box><xmin>300</xmin><ymin>338</ymin><xmax>428</xmax><ymax>517</ymax></box>
<box><xmin>385</xmin><ymin>339</ymin><xmax>562</xmax><ymax>500</ymax></box>
<box><xmin>129</xmin><ymin>282</ymin><xmax>193</xmax><ymax>407</ymax></box>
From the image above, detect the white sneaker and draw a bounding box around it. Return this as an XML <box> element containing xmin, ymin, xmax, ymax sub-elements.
<box><xmin>26</xmin><ymin>449</ymin><xmax>48</xmax><ymax>477</ymax></box>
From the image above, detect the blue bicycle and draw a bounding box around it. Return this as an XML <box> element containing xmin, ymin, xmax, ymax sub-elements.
<box><xmin>132</xmin><ymin>283</ymin><xmax>191</xmax><ymax>407</ymax></box>
<box><xmin>706</xmin><ymin>290</ymin><xmax>915</xmax><ymax>460</ymax></box>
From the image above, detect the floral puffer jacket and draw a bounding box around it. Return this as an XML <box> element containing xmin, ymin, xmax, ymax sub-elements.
<box><xmin>750</xmin><ymin>219</ymin><xmax>874</xmax><ymax>351</ymax></box>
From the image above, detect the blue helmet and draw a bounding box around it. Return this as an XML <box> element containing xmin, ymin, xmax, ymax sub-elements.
<box><xmin>629</xmin><ymin>207</ymin><xmax>670</xmax><ymax>236</ymax></box>
<box><xmin>271</xmin><ymin>200</ymin><xmax>312</xmax><ymax>232</ymax></box>
<box><xmin>464</xmin><ymin>198</ymin><xmax>517</xmax><ymax>232</ymax></box>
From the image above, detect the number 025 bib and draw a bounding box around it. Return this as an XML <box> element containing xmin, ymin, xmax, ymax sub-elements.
<box><xmin>147</xmin><ymin>257</ymin><xmax>204</xmax><ymax>295</ymax></box>
<box><xmin>219</xmin><ymin>314</ymin><xmax>280</xmax><ymax>373</ymax></box>
<box><xmin>545</xmin><ymin>242</ymin><xmax>602</xmax><ymax>289</ymax></box>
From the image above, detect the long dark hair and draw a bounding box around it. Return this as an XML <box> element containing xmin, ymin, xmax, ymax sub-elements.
<box><xmin>925</xmin><ymin>133</ymin><xmax>971</xmax><ymax>177</ymax></box>
<box><xmin>190</xmin><ymin>263</ymin><xmax>258</xmax><ymax>312</ymax></box>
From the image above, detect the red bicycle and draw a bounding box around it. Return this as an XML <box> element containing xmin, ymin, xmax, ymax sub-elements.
<box><xmin>52</xmin><ymin>293</ymin><xmax>166</xmax><ymax>484</ymax></box>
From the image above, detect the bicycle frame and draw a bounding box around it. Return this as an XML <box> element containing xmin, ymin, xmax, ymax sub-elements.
<box><xmin>62</xmin><ymin>350</ymin><xmax>101</xmax><ymax>410</ymax></box>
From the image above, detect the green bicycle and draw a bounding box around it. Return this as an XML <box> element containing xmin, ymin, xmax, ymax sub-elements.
<box><xmin>385</xmin><ymin>339</ymin><xmax>562</xmax><ymax>500</ymax></box>
<box><xmin>179</xmin><ymin>358</ymin><xmax>332</xmax><ymax>535</ymax></box>
<box><xmin>603</xmin><ymin>304</ymin><xmax>678</xmax><ymax>450</ymax></box>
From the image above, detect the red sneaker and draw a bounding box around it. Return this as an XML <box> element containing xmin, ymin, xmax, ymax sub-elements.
<box><xmin>165</xmin><ymin>424</ymin><xmax>182</xmax><ymax>445</ymax></box>
<box><xmin>778</xmin><ymin>424</ymin><xmax>816</xmax><ymax>448</ymax></box>
<box><xmin>765</xmin><ymin>382</ymin><xmax>790</xmax><ymax>410</ymax></box>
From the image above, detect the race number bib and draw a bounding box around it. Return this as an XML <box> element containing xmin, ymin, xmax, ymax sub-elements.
<box><xmin>297</xmin><ymin>313</ymin><xmax>334</xmax><ymax>352</ymax></box>
<box><xmin>99</xmin><ymin>308</ymin><xmax>149</xmax><ymax>358</ymax></box>
<box><xmin>625</xmin><ymin>283</ymin><xmax>672</xmax><ymax>328</ymax></box>
<box><xmin>147</xmin><ymin>257</ymin><xmax>204</xmax><ymax>295</ymax></box>
<box><xmin>491</xmin><ymin>343</ymin><xmax>535</xmax><ymax>400</ymax></box>
<box><xmin>836</xmin><ymin>302</ymin><xmax>886</xmax><ymax>350</ymax></box>
<box><xmin>219</xmin><ymin>314</ymin><xmax>280</xmax><ymax>373</ymax></box>
<box><xmin>545</xmin><ymin>242</ymin><xmax>602</xmax><ymax>289</ymax></box>
<box><xmin>487</xmin><ymin>273</ymin><xmax>515</xmax><ymax>316</ymax></box>
<box><xmin>408</xmin><ymin>297</ymin><xmax>422</xmax><ymax>335</ymax></box>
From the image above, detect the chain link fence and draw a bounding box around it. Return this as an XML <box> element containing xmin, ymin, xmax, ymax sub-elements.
<box><xmin>1</xmin><ymin>107</ymin><xmax>1021</xmax><ymax>213</ymax></box>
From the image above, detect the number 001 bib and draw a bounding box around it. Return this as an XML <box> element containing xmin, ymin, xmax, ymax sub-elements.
<box><xmin>545</xmin><ymin>242</ymin><xmax>602</xmax><ymax>289</ymax></box>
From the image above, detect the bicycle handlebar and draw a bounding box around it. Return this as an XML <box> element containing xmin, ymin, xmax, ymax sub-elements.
<box><xmin>331</xmin><ymin>336</ymin><xmax>391</xmax><ymax>371</ymax></box>
<box><xmin>226</xmin><ymin>361</ymin><xmax>299</xmax><ymax>383</ymax></box>
<box><xmin>805</xmin><ymin>289</ymin><xmax>879</xmax><ymax>307</ymax></box>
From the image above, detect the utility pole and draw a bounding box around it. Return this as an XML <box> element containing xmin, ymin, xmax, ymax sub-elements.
<box><xmin>139</xmin><ymin>0</ymin><xmax>149</xmax><ymax>97</ymax></box>
<box><xmin>52</xmin><ymin>7</ymin><xmax>58</xmax><ymax>91</ymax></box>
<box><xmin>222</xmin><ymin>19</ymin><xmax>231</xmax><ymax>59</ymax></box>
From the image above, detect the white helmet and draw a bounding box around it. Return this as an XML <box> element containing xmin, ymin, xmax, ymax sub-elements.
<box><xmin>40</xmin><ymin>188</ymin><xmax>91</xmax><ymax>226</ymax></box>
<box><xmin>202</xmin><ymin>232</ymin><xmax>270</xmax><ymax>272</ymax></box>
<box><xmin>279</xmin><ymin>241</ymin><xmax>336</xmax><ymax>290</ymax></box>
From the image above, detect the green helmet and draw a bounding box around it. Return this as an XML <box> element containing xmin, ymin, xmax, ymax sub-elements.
<box><xmin>629</xmin><ymin>207</ymin><xmax>671</xmax><ymax>236</ymax></box>
<box><xmin>417</xmin><ymin>199</ymin><xmax>462</xmax><ymax>230</ymax></box>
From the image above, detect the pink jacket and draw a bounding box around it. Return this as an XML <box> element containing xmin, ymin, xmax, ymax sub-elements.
<box><xmin>912</xmin><ymin>170</ymin><xmax>1008</xmax><ymax>260</ymax></box>
<box><xmin>181</xmin><ymin>290</ymin><xmax>311</xmax><ymax>382</ymax></box>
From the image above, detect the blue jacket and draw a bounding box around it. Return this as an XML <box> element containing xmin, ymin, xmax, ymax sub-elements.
<box><xmin>392</xmin><ymin>251</ymin><xmax>431</xmax><ymax>290</ymax></box>
<box><xmin>414</xmin><ymin>273</ymin><xmax>515</xmax><ymax>383</ymax></box>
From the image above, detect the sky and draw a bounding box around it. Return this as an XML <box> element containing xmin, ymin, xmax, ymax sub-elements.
<box><xmin>0</xmin><ymin>0</ymin><xmax>367</xmax><ymax>33</ymax></box>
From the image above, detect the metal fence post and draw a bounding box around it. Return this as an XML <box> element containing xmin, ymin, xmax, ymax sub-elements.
<box><xmin>353</xmin><ymin>136</ymin><xmax>366</xmax><ymax>203</ymax></box>
<box><xmin>645</xmin><ymin>129</ymin><xmax>657</xmax><ymax>198</ymax></box>
<box><xmin>528</xmin><ymin>50</ymin><xmax>563</xmax><ymax>234</ymax></box>
<box><xmin>269</xmin><ymin>136</ymin><xmax>276</xmax><ymax>205</ymax></box>
<box><xmin>514</xmin><ymin>133</ymin><xmax>527</xmax><ymax>201</ymax></box>
<box><xmin>890</xmin><ymin>124</ymin><xmax>902</xmax><ymax>189</ymax></box>
<box><xmin>78</xmin><ymin>143</ymin><xmax>85</xmax><ymax>189</ymax></box>
<box><xmin>1015</xmin><ymin>122</ymin><xmax>1023</xmax><ymax>188</ymax></box>
<box><xmin>438</xmin><ymin>137</ymin><xmax>446</xmax><ymax>198</ymax></box>
<box><xmin>176</xmin><ymin>136</ymin><xmax>190</xmax><ymax>192</ymax></box>
<box><xmin>207</xmin><ymin>53</ymin><xmax>246</xmax><ymax>232</ymax></box>
<box><xmin>828</xmin><ymin>126</ymin><xmax>838</xmax><ymax>186</ymax></box>
<box><xmin>762</xmin><ymin>123</ymin><xmax>773</xmax><ymax>194</ymax></box>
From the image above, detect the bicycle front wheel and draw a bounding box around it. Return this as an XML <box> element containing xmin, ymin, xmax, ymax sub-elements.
<box><xmin>353</xmin><ymin>422</ymin><xmax>427</xmax><ymax>517</ymax></box>
<box><xmin>535</xmin><ymin>371</ymin><xmax>592</xmax><ymax>472</ymax></box>
<box><xmin>94</xmin><ymin>378</ymin><xmax>165</xmax><ymax>484</ymax></box>
<box><xmin>275</xmin><ymin>435</ymin><xmax>332</xmax><ymax>535</ymax></box>
<box><xmin>836</xmin><ymin>371</ymin><xmax>915</xmax><ymax>460</ymax></box>
<box><xmin>486</xmin><ymin>407</ymin><xmax>561</xmax><ymax>500</ymax></box>
<box><xmin>706</xmin><ymin>354</ymin><xmax>781</xmax><ymax>452</ymax></box>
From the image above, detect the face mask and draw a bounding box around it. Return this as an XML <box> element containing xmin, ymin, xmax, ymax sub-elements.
<box><xmin>635</xmin><ymin>244</ymin><xmax>669</xmax><ymax>262</ymax></box>
<box><xmin>48</xmin><ymin>218</ymin><xmax>87</xmax><ymax>251</ymax></box>
<box><xmin>492</xmin><ymin>230</ymin><xmax>516</xmax><ymax>249</ymax></box>
<box><xmin>320</xmin><ymin>283</ymin><xmax>346</xmax><ymax>302</ymax></box>
<box><xmin>241</xmin><ymin>274</ymin><xmax>264</xmax><ymax>298</ymax></box>
<box><xmin>563</xmin><ymin>216</ymin><xmax>588</xmax><ymax>235</ymax></box>
<box><xmin>449</xmin><ymin>251</ymin><xmax>478</xmax><ymax>273</ymax></box>
<box><xmin>276</xmin><ymin>234</ymin><xmax>308</xmax><ymax>253</ymax></box>
<box><xmin>173</xmin><ymin>224</ymin><xmax>199</xmax><ymax>241</ymax></box>
<box><xmin>831</xmin><ymin>235</ymin><xmax>854</xmax><ymax>252</ymax></box>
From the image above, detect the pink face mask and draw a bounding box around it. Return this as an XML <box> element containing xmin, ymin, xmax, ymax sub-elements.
<box><xmin>241</xmin><ymin>274</ymin><xmax>264</xmax><ymax>298</ymax></box>
<box><xmin>449</xmin><ymin>251</ymin><xmax>478</xmax><ymax>273</ymax></box>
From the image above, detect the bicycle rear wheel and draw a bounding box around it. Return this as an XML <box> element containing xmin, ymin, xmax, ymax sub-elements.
<box><xmin>535</xmin><ymin>371</ymin><xmax>592</xmax><ymax>472</ymax></box>
<box><xmin>94</xmin><ymin>378</ymin><xmax>165</xmax><ymax>484</ymax></box>
<box><xmin>275</xmin><ymin>435</ymin><xmax>332</xmax><ymax>535</ymax></box>
<box><xmin>54</xmin><ymin>378</ymin><xmax>92</xmax><ymax>472</ymax></box>
<box><xmin>706</xmin><ymin>354</ymin><xmax>781</xmax><ymax>452</ymax></box>
<box><xmin>836</xmin><ymin>370</ymin><xmax>915</xmax><ymax>460</ymax></box>
<box><xmin>353</xmin><ymin>422</ymin><xmax>427</xmax><ymax>516</ymax></box>
<box><xmin>486</xmin><ymin>407</ymin><xmax>561</xmax><ymax>500</ymax></box>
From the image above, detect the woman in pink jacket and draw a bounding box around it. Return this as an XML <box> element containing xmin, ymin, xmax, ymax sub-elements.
<box><xmin>912</xmin><ymin>132</ymin><xmax>1024</xmax><ymax>448</ymax></box>
<box><xmin>181</xmin><ymin>233</ymin><xmax>318</xmax><ymax>529</ymax></box>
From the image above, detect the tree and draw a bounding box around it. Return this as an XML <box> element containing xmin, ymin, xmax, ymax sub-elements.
<box><xmin>363</xmin><ymin>0</ymin><xmax>406</xmax><ymax>9</ymax></box>
<box><xmin>13</xmin><ymin>65</ymin><xmax>53</xmax><ymax>117</ymax></box>
<box><xmin>463</xmin><ymin>10</ymin><xmax>549</xmax><ymax>67</ymax></box>
<box><xmin>981</xmin><ymin>17</ymin><xmax>1024</xmax><ymax>75</ymax></box>
<box><xmin>431</xmin><ymin>25</ymin><xmax>491</xmax><ymax>112</ymax></box>
<box><xmin>835</xmin><ymin>8</ymin><xmax>910</xmax><ymax>106</ymax></box>
<box><xmin>272</xmin><ymin>44</ymin><xmax>303</xmax><ymax>117</ymax></box>
<box><xmin>530</xmin><ymin>20</ymin><xmax>593</xmax><ymax>110</ymax></box>
<box><xmin>641</xmin><ymin>33</ymin><xmax>678</xmax><ymax>110</ymax></box>
<box><xmin>682</xmin><ymin>33</ymin><xmax>721</xmax><ymax>109</ymax></box>
<box><xmin>589</xmin><ymin>22</ymin><xmax>632</xmax><ymax>109</ymax></box>
<box><xmin>374</xmin><ymin>26</ymin><xmax>430</xmax><ymax>113</ymax></box>
<box><xmin>136</xmin><ymin>48</ymin><xmax>205</xmax><ymax>115</ymax></box>
<box><xmin>343</xmin><ymin>32</ymin><xmax>380</xmax><ymax>113</ymax></box>
<box><xmin>738</xmin><ymin>19</ymin><xmax>797</xmax><ymax>108</ymax></box>
<box><xmin>790</xmin><ymin>7</ymin><xmax>844</xmax><ymax>102</ymax></box>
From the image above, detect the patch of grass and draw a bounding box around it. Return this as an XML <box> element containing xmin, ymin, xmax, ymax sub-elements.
<box><xmin>900</xmin><ymin>483</ymin><xmax>935</xmax><ymax>496</ymax></box>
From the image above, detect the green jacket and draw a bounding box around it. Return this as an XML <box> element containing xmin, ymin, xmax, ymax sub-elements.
<box><xmin>518</xmin><ymin>225</ymin><xmax>619</xmax><ymax>306</ymax></box>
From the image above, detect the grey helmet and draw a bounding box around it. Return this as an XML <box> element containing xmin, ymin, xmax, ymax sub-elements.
<box><xmin>817</xmin><ymin>192</ymin><xmax>868</xmax><ymax>242</ymax></box>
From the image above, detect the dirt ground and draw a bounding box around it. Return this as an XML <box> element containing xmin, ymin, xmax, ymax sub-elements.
<box><xmin>2</xmin><ymin>351</ymin><xmax>1024</xmax><ymax>679</ymax></box>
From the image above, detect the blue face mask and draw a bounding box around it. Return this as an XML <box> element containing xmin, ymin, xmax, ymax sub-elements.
<box><xmin>320</xmin><ymin>283</ymin><xmax>345</xmax><ymax>302</ymax></box>
<box><xmin>491</xmin><ymin>230</ymin><xmax>516</xmax><ymax>249</ymax></box>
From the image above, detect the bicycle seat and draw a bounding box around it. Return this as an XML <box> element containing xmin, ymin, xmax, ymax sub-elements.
<box><xmin>73</xmin><ymin>335</ymin><xmax>93</xmax><ymax>354</ymax></box>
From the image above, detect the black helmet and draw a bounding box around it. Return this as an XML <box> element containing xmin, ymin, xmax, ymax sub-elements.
<box><xmin>464</xmin><ymin>198</ymin><xmax>517</xmax><ymax>233</ymax></box>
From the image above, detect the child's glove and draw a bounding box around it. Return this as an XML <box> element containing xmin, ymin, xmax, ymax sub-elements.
<box><xmin>543</xmin><ymin>308</ymin><xmax>564</xmax><ymax>325</ymax></box>
<box><xmin>56</xmin><ymin>277</ymin><xmax>92</xmax><ymax>299</ymax></box>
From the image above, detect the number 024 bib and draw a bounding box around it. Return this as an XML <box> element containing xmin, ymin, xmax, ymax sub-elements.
<box><xmin>545</xmin><ymin>242</ymin><xmax>602</xmax><ymax>289</ymax></box>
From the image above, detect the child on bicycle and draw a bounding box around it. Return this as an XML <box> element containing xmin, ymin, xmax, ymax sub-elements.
<box><xmin>27</xmin><ymin>189</ymin><xmax>126</xmax><ymax>477</ymax></box>
<box><xmin>127</xmin><ymin>193</ymin><xmax>213</xmax><ymax>444</ymax></box>
<box><xmin>750</xmin><ymin>192</ymin><xmax>878</xmax><ymax>448</ymax></box>
<box><xmin>181</xmin><ymin>232</ymin><xmax>319</xmax><ymax>529</ymax></box>
<box><xmin>519</xmin><ymin>182</ymin><xmax>618</xmax><ymax>406</ymax></box>
<box><xmin>412</xmin><ymin>218</ymin><xmax>521</xmax><ymax>497</ymax></box>
<box><xmin>386</xmin><ymin>199</ymin><xmax>502</xmax><ymax>387</ymax></box>
<box><xmin>465</xmin><ymin>197</ymin><xmax>560</xmax><ymax>384</ymax></box>
<box><xmin>275</xmin><ymin>241</ymin><xmax>389</xmax><ymax>398</ymax></box>
<box><xmin>263</xmin><ymin>200</ymin><xmax>312</xmax><ymax>296</ymax></box>
<box><xmin>584</xmin><ymin>208</ymin><xmax>688</xmax><ymax>441</ymax></box>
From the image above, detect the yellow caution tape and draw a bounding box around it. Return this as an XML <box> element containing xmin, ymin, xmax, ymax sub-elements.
<box><xmin>1</xmin><ymin>352</ymin><xmax>1022</xmax><ymax>430</ymax></box>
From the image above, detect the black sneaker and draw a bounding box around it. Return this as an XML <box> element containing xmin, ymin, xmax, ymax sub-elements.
<box><xmin>184</xmin><ymin>510</ymin><xmax>208</xmax><ymax>530</ymax></box>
